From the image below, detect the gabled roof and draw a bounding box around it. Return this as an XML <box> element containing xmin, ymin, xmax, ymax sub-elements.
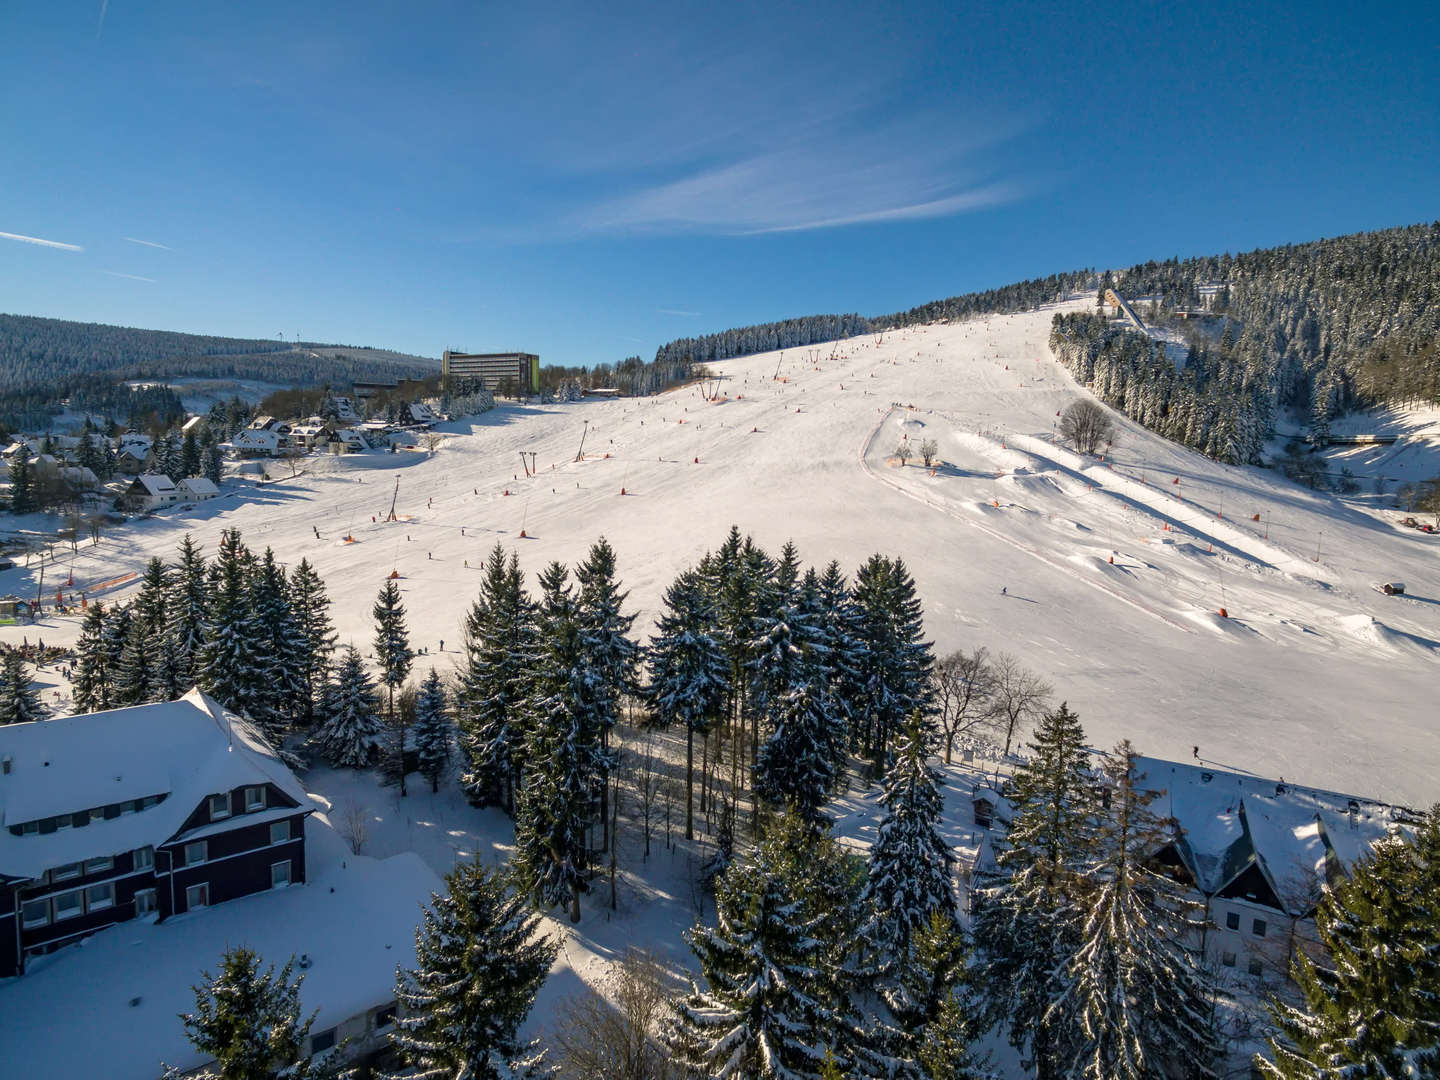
<box><xmin>129</xmin><ymin>474</ymin><xmax>177</xmax><ymax>495</ymax></box>
<box><xmin>0</xmin><ymin>689</ymin><xmax>310</xmax><ymax>880</ymax></box>
<box><xmin>178</xmin><ymin>477</ymin><xmax>218</xmax><ymax>496</ymax></box>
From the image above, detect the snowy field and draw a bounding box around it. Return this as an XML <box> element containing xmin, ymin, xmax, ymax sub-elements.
<box><xmin>6</xmin><ymin>298</ymin><xmax>1437</xmax><ymax>807</ymax></box>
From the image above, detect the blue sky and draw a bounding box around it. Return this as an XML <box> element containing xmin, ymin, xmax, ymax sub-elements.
<box><xmin>2</xmin><ymin>1</ymin><xmax>1437</xmax><ymax>368</ymax></box>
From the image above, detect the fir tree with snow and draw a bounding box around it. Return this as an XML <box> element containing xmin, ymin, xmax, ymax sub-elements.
<box><xmin>162</xmin><ymin>946</ymin><xmax>314</xmax><ymax>1080</ymax></box>
<box><xmin>513</xmin><ymin>561</ymin><xmax>595</xmax><ymax>923</ymax></box>
<box><xmin>0</xmin><ymin>650</ymin><xmax>47</xmax><ymax>725</ymax></box>
<box><xmin>199</xmin><ymin>529</ymin><xmax>266</xmax><ymax>722</ymax></box>
<box><xmin>753</xmin><ymin>678</ymin><xmax>842</xmax><ymax>827</ymax></box>
<box><xmin>390</xmin><ymin>860</ymin><xmax>557</xmax><ymax>1080</ymax></box>
<box><xmin>1259</xmin><ymin>807</ymin><xmax>1440</xmax><ymax>1078</ymax></box>
<box><xmin>973</xmin><ymin>702</ymin><xmax>1098</xmax><ymax>1079</ymax></box>
<box><xmin>851</xmin><ymin>555</ymin><xmax>933</xmax><ymax>768</ymax></box>
<box><xmin>249</xmin><ymin>547</ymin><xmax>307</xmax><ymax>740</ymax></box>
<box><xmin>646</xmin><ymin>566</ymin><xmax>729</xmax><ymax>840</ymax></box>
<box><xmin>665</xmin><ymin>810</ymin><xmax>850</xmax><ymax>1079</ymax></box>
<box><xmin>372</xmin><ymin>578</ymin><xmax>414</xmax><ymax>719</ymax></box>
<box><xmin>113</xmin><ymin>607</ymin><xmax>154</xmax><ymax>707</ymax></box>
<box><xmin>288</xmin><ymin>558</ymin><xmax>336</xmax><ymax>727</ymax></box>
<box><xmin>861</xmin><ymin>718</ymin><xmax>959</xmax><ymax>969</ymax></box>
<box><xmin>312</xmin><ymin>644</ymin><xmax>382</xmax><ymax>768</ymax></box>
<box><xmin>1056</xmin><ymin>741</ymin><xmax>1219</xmax><ymax>1080</ymax></box>
<box><xmin>71</xmin><ymin>602</ymin><xmax>113</xmax><ymax>712</ymax></box>
<box><xmin>458</xmin><ymin>545</ymin><xmax>538</xmax><ymax>812</ymax></box>
<box><xmin>414</xmin><ymin>668</ymin><xmax>453</xmax><ymax>793</ymax></box>
<box><xmin>166</xmin><ymin>534</ymin><xmax>209</xmax><ymax>692</ymax></box>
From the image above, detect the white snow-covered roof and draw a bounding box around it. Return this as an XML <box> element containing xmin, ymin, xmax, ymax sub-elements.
<box><xmin>0</xmin><ymin>835</ymin><xmax>440</xmax><ymax>1080</ymax></box>
<box><xmin>231</xmin><ymin>429</ymin><xmax>283</xmax><ymax>448</ymax></box>
<box><xmin>1134</xmin><ymin>755</ymin><xmax>1402</xmax><ymax>909</ymax></box>
<box><xmin>180</xmin><ymin>416</ymin><xmax>206</xmax><ymax>433</ymax></box>
<box><xmin>0</xmin><ymin>689</ymin><xmax>309</xmax><ymax>880</ymax></box>
<box><xmin>130</xmin><ymin>474</ymin><xmax>177</xmax><ymax>496</ymax></box>
<box><xmin>178</xmin><ymin>477</ymin><xmax>218</xmax><ymax>496</ymax></box>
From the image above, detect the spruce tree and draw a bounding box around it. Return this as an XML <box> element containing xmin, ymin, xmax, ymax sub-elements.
<box><xmin>666</xmin><ymin>811</ymin><xmax>848</xmax><ymax>1079</ymax></box>
<box><xmin>180</xmin><ymin>429</ymin><xmax>201</xmax><ymax>478</ymax></box>
<box><xmin>0</xmin><ymin>650</ymin><xmax>47</xmax><ymax>724</ymax></box>
<box><xmin>113</xmin><ymin>607</ymin><xmax>154</xmax><ymax>707</ymax></box>
<box><xmin>1260</xmin><ymin>808</ymin><xmax>1440</xmax><ymax>1077</ymax></box>
<box><xmin>249</xmin><ymin>548</ymin><xmax>307</xmax><ymax>741</ymax></box>
<box><xmin>458</xmin><ymin>546</ymin><xmax>538</xmax><ymax>813</ymax></box>
<box><xmin>200</xmin><ymin>529</ymin><xmax>265</xmax><ymax>722</ymax></box>
<box><xmin>514</xmin><ymin>561</ymin><xmax>594</xmax><ymax>923</ymax></box>
<box><xmin>312</xmin><ymin>645</ymin><xmax>382</xmax><ymax>768</ymax></box>
<box><xmin>8</xmin><ymin>455</ymin><xmax>35</xmax><ymax>514</ymax></box>
<box><xmin>413</xmin><ymin>669</ymin><xmax>452</xmax><ymax>793</ymax></box>
<box><xmin>646</xmin><ymin>567</ymin><xmax>728</xmax><ymax>840</ymax></box>
<box><xmin>390</xmin><ymin>860</ymin><xmax>557</xmax><ymax>1080</ymax></box>
<box><xmin>973</xmin><ymin>702</ymin><xmax>1097</xmax><ymax>1079</ymax></box>
<box><xmin>288</xmin><ymin>558</ymin><xmax>336</xmax><ymax>727</ymax></box>
<box><xmin>862</xmin><ymin>718</ymin><xmax>958</xmax><ymax>966</ymax></box>
<box><xmin>1058</xmin><ymin>742</ymin><xmax>1218</xmax><ymax>1080</ymax></box>
<box><xmin>167</xmin><ymin>534</ymin><xmax>208</xmax><ymax>692</ymax></box>
<box><xmin>164</xmin><ymin>946</ymin><xmax>314</xmax><ymax>1080</ymax></box>
<box><xmin>72</xmin><ymin>602</ymin><xmax>113</xmax><ymax>712</ymax></box>
<box><xmin>372</xmin><ymin>579</ymin><xmax>414</xmax><ymax>718</ymax></box>
<box><xmin>753</xmin><ymin>679</ymin><xmax>841</xmax><ymax>827</ymax></box>
<box><xmin>852</xmin><ymin>555</ymin><xmax>933</xmax><ymax>766</ymax></box>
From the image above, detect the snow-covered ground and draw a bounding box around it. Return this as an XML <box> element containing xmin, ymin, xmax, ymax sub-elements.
<box><xmin>6</xmin><ymin>298</ymin><xmax>1435</xmax><ymax>806</ymax></box>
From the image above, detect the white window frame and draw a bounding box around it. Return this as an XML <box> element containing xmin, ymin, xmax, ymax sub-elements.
<box><xmin>270</xmin><ymin>820</ymin><xmax>290</xmax><ymax>845</ymax></box>
<box><xmin>208</xmin><ymin>793</ymin><xmax>231</xmax><ymax>821</ymax></box>
<box><xmin>52</xmin><ymin>889</ymin><xmax>84</xmax><ymax>921</ymax></box>
<box><xmin>134</xmin><ymin>889</ymin><xmax>158</xmax><ymax>916</ymax></box>
<box><xmin>184</xmin><ymin>841</ymin><xmax>208</xmax><ymax>867</ymax></box>
<box><xmin>21</xmin><ymin>898</ymin><xmax>50</xmax><ymax>929</ymax></box>
<box><xmin>86</xmin><ymin>882</ymin><xmax>115</xmax><ymax>912</ymax></box>
<box><xmin>132</xmin><ymin>846</ymin><xmax>154</xmax><ymax>871</ymax></box>
<box><xmin>271</xmin><ymin>860</ymin><xmax>291</xmax><ymax>888</ymax></box>
<box><xmin>245</xmin><ymin>786</ymin><xmax>266</xmax><ymax>812</ymax></box>
<box><xmin>84</xmin><ymin>856</ymin><xmax>113</xmax><ymax>875</ymax></box>
<box><xmin>53</xmin><ymin>862</ymin><xmax>82</xmax><ymax>881</ymax></box>
<box><xmin>185</xmin><ymin>882</ymin><xmax>209</xmax><ymax>909</ymax></box>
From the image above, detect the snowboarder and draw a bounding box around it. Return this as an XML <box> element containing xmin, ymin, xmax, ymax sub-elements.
<box><xmin>1001</xmin><ymin>586</ymin><xmax>1007</xmax><ymax>596</ymax></box>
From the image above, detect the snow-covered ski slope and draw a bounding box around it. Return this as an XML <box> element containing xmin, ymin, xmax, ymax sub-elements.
<box><xmin>9</xmin><ymin>297</ymin><xmax>1439</xmax><ymax>805</ymax></box>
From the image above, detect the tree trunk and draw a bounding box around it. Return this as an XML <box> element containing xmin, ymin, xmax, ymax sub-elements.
<box><xmin>685</xmin><ymin>724</ymin><xmax>694</xmax><ymax>841</ymax></box>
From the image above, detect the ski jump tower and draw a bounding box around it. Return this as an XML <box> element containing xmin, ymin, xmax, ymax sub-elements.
<box><xmin>1104</xmin><ymin>288</ymin><xmax>1148</xmax><ymax>333</ymax></box>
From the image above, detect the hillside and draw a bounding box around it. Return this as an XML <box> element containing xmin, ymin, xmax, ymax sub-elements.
<box><xmin>3</xmin><ymin>298</ymin><xmax>1435</xmax><ymax>807</ymax></box>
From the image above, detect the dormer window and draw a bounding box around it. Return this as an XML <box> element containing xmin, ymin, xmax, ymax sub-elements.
<box><xmin>244</xmin><ymin>786</ymin><xmax>266</xmax><ymax>813</ymax></box>
<box><xmin>209</xmin><ymin>793</ymin><xmax>231</xmax><ymax>820</ymax></box>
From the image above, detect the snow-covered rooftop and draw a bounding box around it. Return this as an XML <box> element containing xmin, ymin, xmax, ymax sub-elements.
<box><xmin>0</xmin><ymin>690</ymin><xmax>309</xmax><ymax>880</ymax></box>
<box><xmin>0</xmin><ymin>828</ymin><xmax>440</xmax><ymax>1080</ymax></box>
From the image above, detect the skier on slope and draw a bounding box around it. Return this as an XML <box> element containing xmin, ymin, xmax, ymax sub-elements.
<box><xmin>1001</xmin><ymin>586</ymin><xmax>1007</xmax><ymax>596</ymax></box>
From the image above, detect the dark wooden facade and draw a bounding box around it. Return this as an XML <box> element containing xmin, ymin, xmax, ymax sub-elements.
<box><xmin>1</xmin><ymin>780</ymin><xmax>308</xmax><ymax>976</ymax></box>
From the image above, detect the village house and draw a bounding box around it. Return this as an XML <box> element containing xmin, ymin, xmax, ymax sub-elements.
<box><xmin>117</xmin><ymin>474</ymin><xmax>182</xmax><ymax>512</ymax></box>
<box><xmin>0</xmin><ymin>689</ymin><xmax>311</xmax><ymax>977</ymax></box>
<box><xmin>227</xmin><ymin>428</ymin><xmax>290</xmax><ymax>457</ymax></box>
<box><xmin>177</xmin><ymin>476</ymin><xmax>219</xmax><ymax>501</ymax></box>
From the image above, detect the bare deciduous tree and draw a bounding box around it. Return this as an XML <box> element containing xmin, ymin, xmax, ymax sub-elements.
<box><xmin>632</xmin><ymin>730</ymin><xmax>664</xmax><ymax>862</ymax></box>
<box><xmin>553</xmin><ymin>949</ymin><xmax>680</xmax><ymax>1080</ymax></box>
<box><xmin>423</xmin><ymin>431</ymin><xmax>444</xmax><ymax>455</ymax></box>
<box><xmin>988</xmin><ymin>652</ymin><xmax>1052</xmax><ymax>757</ymax></box>
<box><xmin>895</xmin><ymin>441</ymin><xmax>912</xmax><ymax>467</ymax></box>
<box><xmin>919</xmin><ymin>438</ymin><xmax>939</xmax><ymax>467</ymax></box>
<box><xmin>931</xmin><ymin>647</ymin><xmax>998</xmax><ymax>763</ymax></box>
<box><xmin>1059</xmin><ymin>399</ymin><xmax>1116</xmax><ymax>455</ymax></box>
<box><xmin>339</xmin><ymin>803</ymin><xmax>369</xmax><ymax>855</ymax></box>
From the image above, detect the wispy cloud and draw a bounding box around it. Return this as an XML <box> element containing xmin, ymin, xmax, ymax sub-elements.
<box><xmin>123</xmin><ymin>236</ymin><xmax>173</xmax><ymax>250</ymax></box>
<box><xmin>96</xmin><ymin>0</ymin><xmax>109</xmax><ymax>39</ymax></box>
<box><xmin>657</xmin><ymin>308</ymin><xmax>701</xmax><ymax>317</ymax></box>
<box><xmin>100</xmin><ymin>270</ymin><xmax>156</xmax><ymax>283</ymax></box>
<box><xmin>0</xmin><ymin>230</ymin><xmax>84</xmax><ymax>252</ymax></box>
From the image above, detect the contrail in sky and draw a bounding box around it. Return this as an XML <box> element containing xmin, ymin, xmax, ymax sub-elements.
<box><xmin>0</xmin><ymin>230</ymin><xmax>84</xmax><ymax>252</ymax></box>
<box><xmin>97</xmin><ymin>0</ymin><xmax>109</xmax><ymax>39</ymax></box>
<box><xmin>100</xmin><ymin>270</ymin><xmax>156</xmax><ymax>283</ymax></box>
<box><xmin>124</xmin><ymin>237</ymin><xmax>173</xmax><ymax>250</ymax></box>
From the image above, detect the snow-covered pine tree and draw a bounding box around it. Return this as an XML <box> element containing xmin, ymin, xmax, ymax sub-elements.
<box><xmin>248</xmin><ymin>548</ymin><xmax>307</xmax><ymax>742</ymax></box>
<box><xmin>861</xmin><ymin>718</ymin><xmax>958</xmax><ymax>969</ymax></box>
<box><xmin>0</xmin><ymin>650</ymin><xmax>47</xmax><ymax>724</ymax></box>
<box><xmin>458</xmin><ymin>545</ymin><xmax>538</xmax><ymax>813</ymax></box>
<box><xmin>312</xmin><ymin>645</ymin><xmax>382</xmax><ymax>768</ymax></box>
<box><xmin>166</xmin><ymin>534</ymin><xmax>208</xmax><ymax>692</ymax></box>
<box><xmin>199</xmin><ymin>529</ymin><xmax>266</xmax><ymax>722</ymax></box>
<box><xmin>1057</xmin><ymin>741</ymin><xmax>1218</xmax><ymax>1080</ymax></box>
<box><xmin>113</xmin><ymin>606</ymin><xmax>154</xmax><ymax>707</ymax></box>
<box><xmin>753</xmin><ymin>677</ymin><xmax>842</xmax><ymax>827</ymax></box>
<box><xmin>413</xmin><ymin>669</ymin><xmax>452</xmax><ymax>793</ymax></box>
<box><xmin>390</xmin><ymin>860</ymin><xmax>557</xmax><ymax>1080</ymax></box>
<box><xmin>574</xmin><ymin>536</ymin><xmax>637</xmax><ymax>851</ymax></box>
<box><xmin>101</xmin><ymin>600</ymin><xmax>133</xmax><ymax>701</ymax></box>
<box><xmin>815</xmin><ymin>560</ymin><xmax>865</xmax><ymax>751</ymax></box>
<box><xmin>973</xmin><ymin>702</ymin><xmax>1098</xmax><ymax>1079</ymax></box>
<box><xmin>665</xmin><ymin>810</ymin><xmax>849</xmax><ymax>1079</ymax></box>
<box><xmin>851</xmin><ymin>555</ymin><xmax>933</xmax><ymax>768</ymax></box>
<box><xmin>128</xmin><ymin>557</ymin><xmax>170</xmax><ymax>701</ymax></box>
<box><xmin>163</xmin><ymin>946</ymin><xmax>314</xmax><ymax>1080</ymax></box>
<box><xmin>646</xmin><ymin>566</ymin><xmax>728</xmax><ymax>840</ymax></box>
<box><xmin>1260</xmin><ymin>807</ymin><xmax>1440</xmax><ymax>1077</ymax></box>
<box><xmin>288</xmin><ymin>558</ymin><xmax>335</xmax><ymax>727</ymax></box>
<box><xmin>71</xmin><ymin>602</ymin><xmax>113</xmax><ymax>712</ymax></box>
<box><xmin>372</xmin><ymin>578</ymin><xmax>413</xmax><ymax>718</ymax></box>
<box><xmin>513</xmin><ymin>561</ymin><xmax>594</xmax><ymax>923</ymax></box>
